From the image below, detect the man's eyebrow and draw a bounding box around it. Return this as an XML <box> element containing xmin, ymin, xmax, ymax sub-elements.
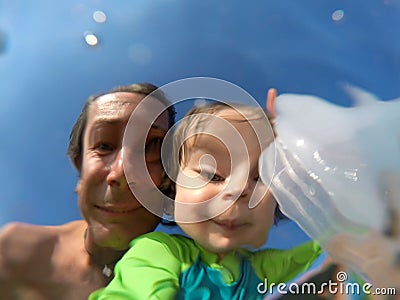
<box><xmin>150</xmin><ymin>124</ymin><xmax>167</xmax><ymax>131</ymax></box>
<box><xmin>92</xmin><ymin>118</ymin><xmax>168</xmax><ymax>132</ymax></box>
<box><xmin>92</xmin><ymin>118</ymin><xmax>124</xmax><ymax>127</ymax></box>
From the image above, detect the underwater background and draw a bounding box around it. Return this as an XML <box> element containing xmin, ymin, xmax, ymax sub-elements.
<box><xmin>1</xmin><ymin>0</ymin><xmax>399</xmax><ymax>248</ymax></box>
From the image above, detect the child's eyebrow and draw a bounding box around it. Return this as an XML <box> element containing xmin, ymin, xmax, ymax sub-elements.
<box><xmin>190</xmin><ymin>142</ymin><xmax>228</xmax><ymax>158</ymax></box>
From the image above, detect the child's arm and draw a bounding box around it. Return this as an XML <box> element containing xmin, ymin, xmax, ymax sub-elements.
<box><xmin>89</xmin><ymin>232</ymin><xmax>183</xmax><ymax>300</ymax></box>
<box><xmin>253</xmin><ymin>240</ymin><xmax>322</xmax><ymax>285</ymax></box>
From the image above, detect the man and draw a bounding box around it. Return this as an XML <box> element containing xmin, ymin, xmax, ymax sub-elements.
<box><xmin>0</xmin><ymin>83</ymin><xmax>175</xmax><ymax>300</ymax></box>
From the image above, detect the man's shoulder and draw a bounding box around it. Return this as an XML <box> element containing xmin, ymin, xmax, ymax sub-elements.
<box><xmin>0</xmin><ymin>222</ymin><xmax>54</xmax><ymax>252</ymax></box>
<box><xmin>0</xmin><ymin>220</ymin><xmax>85</xmax><ymax>273</ymax></box>
<box><xmin>0</xmin><ymin>220</ymin><xmax>85</xmax><ymax>250</ymax></box>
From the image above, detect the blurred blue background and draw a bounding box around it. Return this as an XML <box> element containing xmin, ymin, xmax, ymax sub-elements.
<box><xmin>1</xmin><ymin>0</ymin><xmax>399</xmax><ymax>247</ymax></box>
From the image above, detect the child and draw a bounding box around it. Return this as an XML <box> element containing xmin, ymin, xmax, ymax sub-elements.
<box><xmin>89</xmin><ymin>102</ymin><xmax>322</xmax><ymax>300</ymax></box>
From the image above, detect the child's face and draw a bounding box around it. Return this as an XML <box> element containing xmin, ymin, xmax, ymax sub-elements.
<box><xmin>175</xmin><ymin>109</ymin><xmax>276</xmax><ymax>255</ymax></box>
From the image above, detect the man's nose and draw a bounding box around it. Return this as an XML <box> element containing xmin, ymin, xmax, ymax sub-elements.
<box><xmin>106</xmin><ymin>149</ymin><xmax>127</xmax><ymax>187</ymax></box>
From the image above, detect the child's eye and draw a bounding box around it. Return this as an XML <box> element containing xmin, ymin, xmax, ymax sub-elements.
<box><xmin>202</xmin><ymin>171</ymin><xmax>224</xmax><ymax>183</ymax></box>
<box><xmin>211</xmin><ymin>174</ymin><xmax>224</xmax><ymax>182</ymax></box>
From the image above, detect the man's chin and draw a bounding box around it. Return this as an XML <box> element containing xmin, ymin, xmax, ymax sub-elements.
<box><xmin>105</xmin><ymin>222</ymin><xmax>159</xmax><ymax>248</ymax></box>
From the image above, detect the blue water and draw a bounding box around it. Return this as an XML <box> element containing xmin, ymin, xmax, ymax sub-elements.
<box><xmin>0</xmin><ymin>0</ymin><xmax>399</xmax><ymax>252</ymax></box>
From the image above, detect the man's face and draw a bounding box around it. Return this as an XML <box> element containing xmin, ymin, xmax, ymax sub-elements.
<box><xmin>76</xmin><ymin>92</ymin><xmax>169</xmax><ymax>250</ymax></box>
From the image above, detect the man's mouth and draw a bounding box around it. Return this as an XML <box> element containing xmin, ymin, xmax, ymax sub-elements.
<box><xmin>94</xmin><ymin>205</ymin><xmax>140</xmax><ymax>214</ymax></box>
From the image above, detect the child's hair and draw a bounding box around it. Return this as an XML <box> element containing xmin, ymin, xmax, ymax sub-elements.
<box><xmin>161</xmin><ymin>101</ymin><xmax>284</xmax><ymax>221</ymax></box>
<box><xmin>177</xmin><ymin>102</ymin><xmax>272</xmax><ymax>170</ymax></box>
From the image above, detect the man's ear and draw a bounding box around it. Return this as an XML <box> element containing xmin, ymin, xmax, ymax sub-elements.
<box><xmin>266</xmin><ymin>88</ymin><xmax>277</xmax><ymax>118</ymax></box>
<box><xmin>75</xmin><ymin>180</ymin><xmax>82</xmax><ymax>194</ymax></box>
<box><xmin>74</xmin><ymin>155</ymin><xmax>83</xmax><ymax>194</ymax></box>
<box><xmin>74</xmin><ymin>155</ymin><xmax>82</xmax><ymax>175</ymax></box>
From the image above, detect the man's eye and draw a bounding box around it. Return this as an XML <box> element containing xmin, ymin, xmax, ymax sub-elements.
<box><xmin>94</xmin><ymin>143</ymin><xmax>114</xmax><ymax>153</ymax></box>
<box><xmin>145</xmin><ymin>138</ymin><xmax>162</xmax><ymax>153</ymax></box>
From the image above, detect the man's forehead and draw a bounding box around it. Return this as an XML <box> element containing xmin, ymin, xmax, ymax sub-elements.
<box><xmin>94</xmin><ymin>92</ymin><xmax>144</xmax><ymax>112</ymax></box>
<box><xmin>89</xmin><ymin>92</ymin><xmax>169</xmax><ymax>130</ymax></box>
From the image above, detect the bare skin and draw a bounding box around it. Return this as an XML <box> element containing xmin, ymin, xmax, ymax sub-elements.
<box><xmin>0</xmin><ymin>91</ymin><xmax>169</xmax><ymax>300</ymax></box>
<box><xmin>0</xmin><ymin>221</ymin><xmax>108</xmax><ymax>300</ymax></box>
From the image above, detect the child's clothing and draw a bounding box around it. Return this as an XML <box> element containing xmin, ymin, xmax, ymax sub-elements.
<box><xmin>90</xmin><ymin>232</ymin><xmax>322</xmax><ymax>300</ymax></box>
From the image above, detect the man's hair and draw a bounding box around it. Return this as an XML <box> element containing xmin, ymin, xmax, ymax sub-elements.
<box><xmin>67</xmin><ymin>82</ymin><xmax>176</xmax><ymax>173</ymax></box>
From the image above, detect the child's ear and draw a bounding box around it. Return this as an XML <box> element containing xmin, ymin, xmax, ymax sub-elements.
<box><xmin>266</xmin><ymin>88</ymin><xmax>277</xmax><ymax>118</ymax></box>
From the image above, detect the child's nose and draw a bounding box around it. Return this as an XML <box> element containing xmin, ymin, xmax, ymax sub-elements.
<box><xmin>221</xmin><ymin>178</ymin><xmax>251</xmax><ymax>201</ymax></box>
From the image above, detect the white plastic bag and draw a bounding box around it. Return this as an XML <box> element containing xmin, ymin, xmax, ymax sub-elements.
<box><xmin>259</xmin><ymin>87</ymin><xmax>400</xmax><ymax>246</ymax></box>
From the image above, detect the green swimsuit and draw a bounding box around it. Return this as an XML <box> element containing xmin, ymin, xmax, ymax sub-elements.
<box><xmin>89</xmin><ymin>232</ymin><xmax>321</xmax><ymax>300</ymax></box>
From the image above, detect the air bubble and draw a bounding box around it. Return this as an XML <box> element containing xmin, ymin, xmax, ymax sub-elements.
<box><xmin>83</xmin><ymin>32</ymin><xmax>99</xmax><ymax>46</ymax></box>
<box><xmin>332</xmin><ymin>10</ymin><xmax>344</xmax><ymax>22</ymax></box>
<box><xmin>93</xmin><ymin>11</ymin><xmax>107</xmax><ymax>23</ymax></box>
<box><xmin>308</xmin><ymin>186</ymin><xmax>316</xmax><ymax>196</ymax></box>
